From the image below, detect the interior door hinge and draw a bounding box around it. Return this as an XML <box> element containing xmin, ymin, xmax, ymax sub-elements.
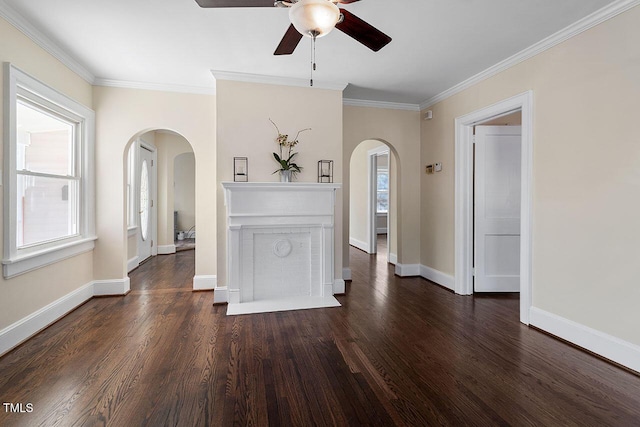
<box><xmin>151</xmin><ymin>160</ymin><xmax>154</xmax><ymax>167</ymax></box>
<box><xmin>472</xmin><ymin>267</ymin><xmax>476</xmax><ymax>276</ymax></box>
<box><xmin>151</xmin><ymin>200</ymin><xmax>154</xmax><ymax>208</ymax></box>
<box><xmin>472</xmin><ymin>136</ymin><xmax>476</xmax><ymax>144</ymax></box>
<box><xmin>151</xmin><ymin>240</ymin><xmax>154</xmax><ymax>247</ymax></box>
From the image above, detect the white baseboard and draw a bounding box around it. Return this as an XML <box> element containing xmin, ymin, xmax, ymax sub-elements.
<box><xmin>157</xmin><ymin>244</ymin><xmax>176</xmax><ymax>255</ymax></box>
<box><xmin>349</xmin><ymin>237</ymin><xmax>369</xmax><ymax>253</ymax></box>
<box><xmin>530</xmin><ymin>307</ymin><xmax>640</xmax><ymax>374</ymax></box>
<box><xmin>127</xmin><ymin>256</ymin><xmax>139</xmax><ymax>273</ymax></box>
<box><xmin>193</xmin><ymin>275</ymin><xmax>216</xmax><ymax>291</ymax></box>
<box><xmin>389</xmin><ymin>253</ymin><xmax>397</xmax><ymax>265</ymax></box>
<box><xmin>342</xmin><ymin>268</ymin><xmax>352</xmax><ymax>281</ymax></box>
<box><xmin>333</xmin><ymin>279</ymin><xmax>345</xmax><ymax>294</ymax></box>
<box><xmin>93</xmin><ymin>278</ymin><xmax>130</xmax><ymax>296</ymax></box>
<box><xmin>420</xmin><ymin>264</ymin><xmax>455</xmax><ymax>291</ymax></box>
<box><xmin>395</xmin><ymin>263</ymin><xmax>420</xmax><ymax>277</ymax></box>
<box><xmin>214</xmin><ymin>286</ymin><xmax>229</xmax><ymax>304</ymax></box>
<box><xmin>0</xmin><ymin>277</ymin><xmax>130</xmax><ymax>356</ymax></box>
<box><xmin>0</xmin><ymin>282</ymin><xmax>94</xmax><ymax>357</ymax></box>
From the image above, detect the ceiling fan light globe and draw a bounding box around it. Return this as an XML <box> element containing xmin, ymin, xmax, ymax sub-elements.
<box><xmin>289</xmin><ymin>0</ymin><xmax>340</xmax><ymax>38</ymax></box>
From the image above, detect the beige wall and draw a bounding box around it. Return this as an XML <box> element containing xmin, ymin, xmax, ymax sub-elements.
<box><xmin>420</xmin><ymin>5</ymin><xmax>640</xmax><ymax>345</ymax></box>
<box><xmin>174</xmin><ymin>153</ymin><xmax>196</xmax><ymax>233</ymax></box>
<box><xmin>216</xmin><ymin>80</ymin><xmax>343</xmax><ymax>286</ymax></box>
<box><xmin>92</xmin><ymin>86</ymin><xmax>216</xmax><ymax>280</ymax></box>
<box><xmin>0</xmin><ymin>17</ymin><xmax>94</xmax><ymax>330</ymax></box>
<box><xmin>343</xmin><ymin>106</ymin><xmax>421</xmax><ymax>270</ymax></box>
<box><xmin>155</xmin><ymin>132</ymin><xmax>193</xmax><ymax>247</ymax></box>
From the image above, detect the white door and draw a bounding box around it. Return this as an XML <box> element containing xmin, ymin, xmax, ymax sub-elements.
<box><xmin>474</xmin><ymin>126</ymin><xmax>521</xmax><ymax>292</ymax></box>
<box><xmin>137</xmin><ymin>145</ymin><xmax>154</xmax><ymax>263</ymax></box>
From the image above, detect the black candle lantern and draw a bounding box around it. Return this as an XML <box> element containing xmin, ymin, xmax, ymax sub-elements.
<box><xmin>234</xmin><ymin>157</ymin><xmax>248</xmax><ymax>182</ymax></box>
<box><xmin>318</xmin><ymin>160</ymin><xmax>333</xmax><ymax>183</ymax></box>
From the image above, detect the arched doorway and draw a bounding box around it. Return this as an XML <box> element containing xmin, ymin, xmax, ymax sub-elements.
<box><xmin>348</xmin><ymin>139</ymin><xmax>399</xmax><ymax>266</ymax></box>
<box><xmin>123</xmin><ymin>129</ymin><xmax>195</xmax><ymax>274</ymax></box>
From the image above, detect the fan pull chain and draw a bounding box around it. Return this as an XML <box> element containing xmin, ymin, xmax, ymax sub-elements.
<box><xmin>310</xmin><ymin>31</ymin><xmax>317</xmax><ymax>87</ymax></box>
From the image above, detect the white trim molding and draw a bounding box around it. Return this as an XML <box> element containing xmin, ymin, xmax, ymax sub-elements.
<box><xmin>349</xmin><ymin>237</ymin><xmax>369</xmax><ymax>254</ymax></box>
<box><xmin>127</xmin><ymin>256</ymin><xmax>140</xmax><ymax>273</ymax></box>
<box><xmin>213</xmin><ymin>286</ymin><xmax>229</xmax><ymax>304</ymax></box>
<box><xmin>93</xmin><ymin>278</ymin><xmax>130</xmax><ymax>296</ymax></box>
<box><xmin>193</xmin><ymin>274</ymin><xmax>217</xmax><ymax>291</ymax></box>
<box><xmin>342</xmin><ymin>267</ymin><xmax>352</xmax><ymax>281</ymax></box>
<box><xmin>211</xmin><ymin>70</ymin><xmax>348</xmax><ymax>92</ymax></box>
<box><xmin>530</xmin><ymin>307</ymin><xmax>640</xmax><ymax>374</ymax></box>
<box><xmin>389</xmin><ymin>253</ymin><xmax>397</xmax><ymax>265</ymax></box>
<box><xmin>420</xmin><ymin>265</ymin><xmax>455</xmax><ymax>291</ymax></box>
<box><xmin>333</xmin><ymin>279</ymin><xmax>346</xmax><ymax>294</ymax></box>
<box><xmin>0</xmin><ymin>278</ymin><xmax>130</xmax><ymax>356</ymax></box>
<box><xmin>157</xmin><ymin>244</ymin><xmax>176</xmax><ymax>255</ymax></box>
<box><xmin>395</xmin><ymin>263</ymin><xmax>420</xmax><ymax>277</ymax></box>
<box><xmin>93</xmin><ymin>78</ymin><xmax>216</xmax><ymax>95</ymax></box>
<box><xmin>0</xmin><ymin>281</ymin><xmax>94</xmax><ymax>357</ymax></box>
<box><xmin>420</xmin><ymin>0</ymin><xmax>640</xmax><ymax>110</ymax></box>
<box><xmin>0</xmin><ymin>2</ymin><xmax>95</xmax><ymax>84</ymax></box>
<box><xmin>2</xmin><ymin>238</ymin><xmax>95</xmax><ymax>278</ymax></box>
<box><xmin>454</xmin><ymin>91</ymin><xmax>533</xmax><ymax>325</ymax></box>
<box><xmin>343</xmin><ymin>98</ymin><xmax>420</xmax><ymax>111</ymax></box>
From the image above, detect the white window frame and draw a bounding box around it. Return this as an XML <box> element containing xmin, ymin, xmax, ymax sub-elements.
<box><xmin>376</xmin><ymin>166</ymin><xmax>389</xmax><ymax>214</ymax></box>
<box><xmin>2</xmin><ymin>63</ymin><xmax>96</xmax><ymax>278</ymax></box>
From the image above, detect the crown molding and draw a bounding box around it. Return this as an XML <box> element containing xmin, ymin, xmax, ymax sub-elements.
<box><xmin>211</xmin><ymin>70</ymin><xmax>348</xmax><ymax>92</ymax></box>
<box><xmin>93</xmin><ymin>78</ymin><xmax>216</xmax><ymax>95</ymax></box>
<box><xmin>419</xmin><ymin>0</ymin><xmax>640</xmax><ymax>110</ymax></box>
<box><xmin>343</xmin><ymin>98</ymin><xmax>420</xmax><ymax>112</ymax></box>
<box><xmin>0</xmin><ymin>0</ymin><xmax>95</xmax><ymax>84</ymax></box>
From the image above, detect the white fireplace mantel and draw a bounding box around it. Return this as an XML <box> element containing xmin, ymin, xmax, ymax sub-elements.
<box><xmin>221</xmin><ymin>182</ymin><xmax>341</xmax><ymax>315</ymax></box>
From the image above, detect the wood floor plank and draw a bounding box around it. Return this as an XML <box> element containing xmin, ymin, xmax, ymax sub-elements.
<box><xmin>1</xmin><ymin>247</ymin><xmax>639</xmax><ymax>426</ymax></box>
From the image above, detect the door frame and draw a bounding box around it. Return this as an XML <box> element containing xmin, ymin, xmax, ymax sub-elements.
<box><xmin>367</xmin><ymin>145</ymin><xmax>390</xmax><ymax>255</ymax></box>
<box><xmin>454</xmin><ymin>91</ymin><xmax>533</xmax><ymax>324</ymax></box>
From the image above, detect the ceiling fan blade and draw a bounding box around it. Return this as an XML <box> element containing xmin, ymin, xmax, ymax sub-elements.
<box><xmin>195</xmin><ymin>0</ymin><xmax>275</xmax><ymax>7</ymax></box>
<box><xmin>274</xmin><ymin>24</ymin><xmax>303</xmax><ymax>55</ymax></box>
<box><xmin>337</xmin><ymin>0</ymin><xmax>361</xmax><ymax>3</ymax></box>
<box><xmin>335</xmin><ymin>9</ymin><xmax>392</xmax><ymax>52</ymax></box>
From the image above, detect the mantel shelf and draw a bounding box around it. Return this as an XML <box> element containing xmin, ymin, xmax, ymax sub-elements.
<box><xmin>222</xmin><ymin>182</ymin><xmax>341</xmax><ymax>191</ymax></box>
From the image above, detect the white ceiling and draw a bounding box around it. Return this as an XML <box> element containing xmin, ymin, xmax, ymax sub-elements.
<box><xmin>2</xmin><ymin>0</ymin><xmax>616</xmax><ymax>105</ymax></box>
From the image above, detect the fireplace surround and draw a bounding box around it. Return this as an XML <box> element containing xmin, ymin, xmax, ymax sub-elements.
<box><xmin>221</xmin><ymin>182</ymin><xmax>341</xmax><ymax>315</ymax></box>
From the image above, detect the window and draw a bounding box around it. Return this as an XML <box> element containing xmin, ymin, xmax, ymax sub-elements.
<box><xmin>377</xmin><ymin>168</ymin><xmax>389</xmax><ymax>213</ymax></box>
<box><xmin>3</xmin><ymin>64</ymin><xmax>95</xmax><ymax>278</ymax></box>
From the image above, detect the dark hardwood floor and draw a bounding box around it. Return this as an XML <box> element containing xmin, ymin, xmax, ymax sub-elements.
<box><xmin>1</xmin><ymin>244</ymin><xmax>639</xmax><ymax>426</ymax></box>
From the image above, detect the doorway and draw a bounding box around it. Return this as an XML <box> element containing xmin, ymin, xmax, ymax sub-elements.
<box><xmin>349</xmin><ymin>140</ymin><xmax>397</xmax><ymax>265</ymax></box>
<box><xmin>368</xmin><ymin>145</ymin><xmax>390</xmax><ymax>258</ymax></box>
<box><xmin>173</xmin><ymin>152</ymin><xmax>196</xmax><ymax>252</ymax></box>
<box><xmin>137</xmin><ymin>139</ymin><xmax>157</xmax><ymax>264</ymax></box>
<box><xmin>454</xmin><ymin>91</ymin><xmax>533</xmax><ymax>324</ymax></box>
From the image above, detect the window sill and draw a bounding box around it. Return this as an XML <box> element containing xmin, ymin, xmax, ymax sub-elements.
<box><xmin>2</xmin><ymin>236</ymin><xmax>97</xmax><ymax>278</ymax></box>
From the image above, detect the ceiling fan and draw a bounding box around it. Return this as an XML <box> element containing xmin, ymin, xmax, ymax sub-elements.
<box><xmin>194</xmin><ymin>0</ymin><xmax>392</xmax><ymax>55</ymax></box>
